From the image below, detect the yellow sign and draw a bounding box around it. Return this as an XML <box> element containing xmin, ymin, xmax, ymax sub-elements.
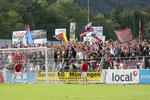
<box><xmin>37</xmin><ymin>72</ymin><xmax>102</xmax><ymax>83</ymax></box>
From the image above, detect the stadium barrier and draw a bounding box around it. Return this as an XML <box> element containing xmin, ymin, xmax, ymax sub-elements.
<box><xmin>103</xmin><ymin>69</ymin><xmax>139</xmax><ymax>84</ymax></box>
<box><xmin>37</xmin><ymin>72</ymin><xmax>102</xmax><ymax>84</ymax></box>
<box><xmin>4</xmin><ymin>69</ymin><xmax>150</xmax><ymax>84</ymax></box>
<box><xmin>0</xmin><ymin>71</ymin><xmax>4</xmax><ymax>83</ymax></box>
<box><xmin>6</xmin><ymin>72</ymin><xmax>36</xmax><ymax>83</ymax></box>
<box><xmin>139</xmin><ymin>69</ymin><xmax>150</xmax><ymax>84</ymax></box>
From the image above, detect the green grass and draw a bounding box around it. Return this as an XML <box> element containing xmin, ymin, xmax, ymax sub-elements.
<box><xmin>0</xmin><ymin>84</ymin><xmax>150</xmax><ymax>100</ymax></box>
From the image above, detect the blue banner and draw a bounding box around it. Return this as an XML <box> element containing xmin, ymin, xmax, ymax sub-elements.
<box><xmin>139</xmin><ymin>70</ymin><xmax>150</xmax><ymax>84</ymax></box>
<box><xmin>6</xmin><ymin>72</ymin><xmax>36</xmax><ymax>83</ymax></box>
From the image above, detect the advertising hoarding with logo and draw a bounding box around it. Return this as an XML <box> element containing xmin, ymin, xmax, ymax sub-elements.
<box><xmin>12</xmin><ymin>30</ymin><xmax>47</xmax><ymax>45</ymax></box>
<box><xmin>93</xmin><ymin>26</ymin><xmax>103</xmax><ymax>36</ymax></box>
<box><xmin>12</xmin><ymin>31</ymin><xmax>26</xmax><ymax>45</ymax></box>
<box><xmin>55</xmin><ymin>29</ymin><xmax>66</xmax><ymax>35</ymax></box>
<box><xmin>37</xmin><ymin>72</ymin><xmax>102</xmax><ymax>83</ymax></box>
<box><xmin>31</xmin><ymin>30</ymin><xmax>47</xmax><ymax>44</ymax></box>
<box><xmin>6</xmin><ymin>72</ymin><xmax>36</xmax><ymax>83</ymax></box>
<box><xmin>139</xmin><ymin>70</ymin><xmax>150</xmax><ymax>84</ymax></box>
<box><xmin>105</xmin><ymin>70</ymin><xmax>139</xmax><ymax>84</ymax></box>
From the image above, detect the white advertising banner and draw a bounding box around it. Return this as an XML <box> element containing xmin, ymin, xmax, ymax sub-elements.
<box><xmin>12</xmin><ymin>31</ymin><xmax>26</xmax><ymax>45</ymax></box>
<box><xmin>12</xmin><ymin>30</ymin><xmax>47</xmax><ymax>45</ymax></box>
<box><xmin>93</xmin><ymin>26</ymin><xmax>103</xmax><ymax>36</ymax></box>
<box><xmin>105</xmin><ymin>70</ymin><xmax>139</xmax><ymax>84</ymax></box>
<box><xmin>31</xmin><ymin>30</ymin><xmax>47</xmax><ymax>44</ymax></box>
<box><xmin>55</xmin><ymin>28</ymin><xmax>66</xmax><ymax>35</ymax></box>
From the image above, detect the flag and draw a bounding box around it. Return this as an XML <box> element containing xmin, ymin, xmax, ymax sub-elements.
<box><xmin>25</xmin><ymin>24</ymin><xmax>34</xmax><ymax>46</ymax></box>
<box><xmin>139</xmin><ymin>20</ymin><xmax>142</xmax><ymax>37</ymax></box>
<box><xmin>80</xmin><ymin>28</ymin><xmax>94</xmax><ymax>37</ymax></box>
<box><xmin>53</xmin><ymin>33</ymin><xmax>68</xmax><ymax>43</ymax></box>
<box><xmin>53</xmin><ymin>36</ymin><xmax>59</xmax><ymax>40</ymax></box>
<box><xmin>93</xmin><ymin>36</ymin><xmax>102</xmax><ymax>42</ymax></box>
<box><xmin>115</xmin><ymin>27</ymin><xmax>133</xmax><ymax>43</ymax></box>
<box><xmin>85</xmin><ymin>22</ymin><xmax>92</xmax><ymax>30</ymax></box>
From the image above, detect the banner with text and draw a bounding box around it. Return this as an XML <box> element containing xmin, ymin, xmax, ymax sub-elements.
<box><xmin>139</xmin><ymin>70</ymin><xmax>150</xmax><ymax>84</ymax></box>
<box><xmin>37</xmin><ymin>72</ymin><xmax>102</xmax><ymax>83</ymax></box>
<box><xmin>12</xmin><ymin>31</ymin><xmax>26</xmax><ymax>45</ymax></box>
<box><xmin>31</xmin><ymin>30</ymin><xmax>47</xmax><ymax>44</ymax></box>
<box><xmin>104</xmin><ymin>70</ymin><xmax>139</xmax><ymax>84</ymax></box>
<box><xmin>55</xmin><ymin>28</ymin><xmax>66</xmax><ymax>35</ymax></box>
<box><xmin>93</xmin><ymin>26</ymin><xmax>103</xmax><ymax>36</ymax></box>
<box><xmin>12</xmin><ymin>30</ymin><xmax>47</xmax><ymax>45</ymax></box>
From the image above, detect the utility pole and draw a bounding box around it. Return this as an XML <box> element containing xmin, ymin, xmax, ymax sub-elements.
<box><xmin>88</xmin><ymin>0</ymin><xmax>89</xmax><ymax>23</ymax></box>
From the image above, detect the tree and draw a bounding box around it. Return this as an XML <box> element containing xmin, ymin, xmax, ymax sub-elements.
<box><xmin>92</xmin><ymin>13</ymin><xmax>115</xmax><ymax>40</ymax></box>
<box><xmin>111</xmin><ymin>8</ymin><xmax>120</xmax><ymax>23</ymax></box>
<box><xmin>51</xmin><ymin>0</ymin><xmax>81</xmax><ymax>22</ymax></box>
<box><xmin>120</xmin><ymin>9</ymin><xmax>132</xmax><ymax>29</ymax></box>
<box><xmin>143</xmin><ymin>21</ymin><xmax>150</xmax><ymax>39</ymax></box>
<box><xmin>0</xmin><ymin>11</ymin><xmax>24</xmax><ymax>39</ymax></box>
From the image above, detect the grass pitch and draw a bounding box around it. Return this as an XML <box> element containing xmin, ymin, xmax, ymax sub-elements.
<box><xmin>0</xmin><ymin>83</ymin><xmax>150</xmax><ymax>100</ymax></box>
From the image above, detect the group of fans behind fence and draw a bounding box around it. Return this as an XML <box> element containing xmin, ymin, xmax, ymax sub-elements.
<box><xmin>0</xmin><ymin>39</ymin><xmax>150</xmax><ymax>72</ymax></box>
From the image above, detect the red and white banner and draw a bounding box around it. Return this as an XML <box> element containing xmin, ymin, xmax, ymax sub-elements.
<box><xmin>12</xmin><ymin>30</ymin><xmax>47</xmax><ymax>45</ymax></box>
<box><xmin>115</xmin><ymin>28</ymin><xmax>133</xmax><ymax>42</ymax></box>
<box><xmin>12</xmin><ymin>31</ymin><xmax>26</xmax><ymax>45</ymax></box>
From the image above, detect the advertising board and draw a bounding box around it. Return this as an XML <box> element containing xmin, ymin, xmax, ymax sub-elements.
<box><xmin>139</xmin><ymin>70</ymin><xmax>150</xmax><ymax>84</ymax></box>
<box><xmin>6</xmin><ymin>72</ymin><xmax>36</xmax><ymax>83</ymax></box>
<box><xmin>105</xmin><ymin>70</ymin><xmax>139</xmax><ymax>84</ymax></box>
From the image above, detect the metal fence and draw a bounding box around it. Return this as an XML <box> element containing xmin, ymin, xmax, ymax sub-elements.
<box><xmin>0</xmin><ymin>39</ymin><xmax>11</xmax><ymax>48</ymax></box>
<box><xmin>0</xmin><ymin>47</ymin><xmax>149</xmax><ymax>84</ymax></box>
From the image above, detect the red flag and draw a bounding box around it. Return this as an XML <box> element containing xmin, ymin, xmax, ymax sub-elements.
<box><xmin>115</xmin><ymin>27</ymin><xmax>133</xmax><ymax>42</ymax></box>
<box><xmin>139</xmin><ymin>20</ymin><xmax>142</xmax><ymax>37</ymax></box>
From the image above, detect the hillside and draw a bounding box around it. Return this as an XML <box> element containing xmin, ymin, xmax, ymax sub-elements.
<box><xmin>75</xmin><ymin>0</ymin><xmax>150</xmax><ymax>14</ymax></box>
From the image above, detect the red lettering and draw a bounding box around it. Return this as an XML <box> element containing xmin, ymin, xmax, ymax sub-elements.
<box><xmin>15</xmin><ymin>32</ymin><xmax>26</xmax><ymax>36</ymax></box>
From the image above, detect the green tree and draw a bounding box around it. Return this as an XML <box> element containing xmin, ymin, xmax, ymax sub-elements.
<box><xmin>0</xmin><ymin>11</ymin><xmax>24</xmax><ymax>39</ymax></box>
<box><xmin>143</xmin><ymin>21</ymin><xmax>150</xmax><ymax>39</ymax></box>
<box><xmin>111</xmin><ymin>8</ymin><xmax>121</xmax><ymax>30</ymax></box>
<box><xmin>51</xmin><ymin>0</ymin><xmax>81</xmax><ymax>22</ymax></box>
<box><xmin>92</xmin><ymin>13</ymin><xmax>115</xmax><ymax>40</ymax></box>
<box><xmin>120</xmin><ymin>9</ymin><xmax>132</xmax><ymax>29</ymax></box>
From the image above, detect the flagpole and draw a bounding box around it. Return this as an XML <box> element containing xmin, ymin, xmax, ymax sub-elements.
<box><xmin>88</xmin><ymin>0</ymin><xmax>89</xmax><ymax>23</ymax></box>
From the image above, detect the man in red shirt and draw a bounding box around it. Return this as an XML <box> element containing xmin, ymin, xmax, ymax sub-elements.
<box><xmin>81</xmin><ymin>59</ymin><xmax>88</xmax><ymax>86</ymax></box>
<box><xmin>14</xmin><ymin>60</ymin><xmax>23</xmax><ymax>83</ymax></box>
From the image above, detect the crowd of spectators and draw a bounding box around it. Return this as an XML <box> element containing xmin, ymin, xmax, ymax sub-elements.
<box><xmin>50</xmin><ymin>39</ymin><xmax>150</xmax><ymax>71</ymax></box>
<box><xmin>0</xmin><ymin>39</ymin><xmax>150</xmax><ymax>72</ymax></box>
